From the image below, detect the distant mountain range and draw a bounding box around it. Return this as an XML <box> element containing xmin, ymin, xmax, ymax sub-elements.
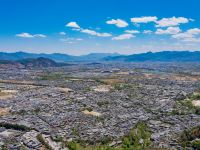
<box><xmin>1</xmin><ymin>51</ymin><xmax>200</xmax><ymax>62</ymax></box>
<box><xmin>0</xmin><ymin>51</ymin><xmax>119</xmax><ymax>62</ymax></box>
<box><xmin>104</xmin><ymin>51</ymin><xmax>200</xmax><ymax>62</ymax></box>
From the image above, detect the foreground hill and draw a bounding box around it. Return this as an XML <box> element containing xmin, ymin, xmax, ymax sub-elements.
<box><xmin>0</xmin><ymin>57</ymin><xmax>67</xmax><ymax>68</ymax></box>
<box><xmin>104</xmin><ymin>51</ymin><xmax>200</xmax><ymax>62</ymax></box>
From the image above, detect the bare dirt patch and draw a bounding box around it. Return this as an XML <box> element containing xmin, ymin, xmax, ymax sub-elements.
<box><xmin>100</xmin><ymin>78</ymin><xmax>123</xmax><ymax>85</ymax></box>
<box><xmin>0</xmin><ymin>89</ymin><xmax>18</xmax><ymax>99</ymax></box>
<box><xmin>0</xmin><ymin>80</ymin><xmax>34</xmax><ymax>85</ymax></box>
<box><xmin>116</xmin><ymin>71</ymin><xmax>129</xmax><ymax>75</ymax></box>
<box><xmin>192</xmin><ymin>100</ymin><xmax>200</xmax><ymax>107</ymax></box>
<box><xmin>82</xmin><ymin>110</ymin><xmax>101</xmax><ymax>117</ymax></box>
<box><xmin>92</xmin><ymin>85</ymin><xmax>112</xmax><ymax>92</ymax></box>
<box><xmin>57</xmin><ymin>87</ymin><xmax>73</xmax><ymax>93</ymax></box>
<box><xmin>0</xmin><ymin>107</ymin><xmax>10</xmax><ymax>116</ymax></box>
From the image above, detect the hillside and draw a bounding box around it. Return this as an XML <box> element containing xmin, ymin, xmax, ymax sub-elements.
<box><xmin>0</xmin><ymin>52</ymin><xmax>119</xmax><ymax>62</ymax></box>
<box><xmin>104</xmin><ymin>51</ymin><xmax>200</xmax><ymax>62</ymax></box>
<box><xmin>0</xmin><ymin>57</ymin><xmax>66</xmax><ymax>68</ymax></box>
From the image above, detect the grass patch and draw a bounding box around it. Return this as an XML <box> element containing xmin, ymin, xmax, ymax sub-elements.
<box><xmin>113</xmin><ymin>83</ymin><xmax>141</xmax><ymax>91</ymax></box>
<box><xmin>190</xmin><ymin>93</ymin><xmax>200</xmax><ymax>100</ymax></box>
<box><xmin>172</xmin><ymin>92</ymin><xmax>200</xmax><ymax>115</ymax></box>
<box><xmin>39</xmin><ymin>73</ymin><xmax>63</xmax><ymax>80</ymax></box>
<box><xmin>121</xmin><ymin>122</ymin><xmax>151</xmax><ymax>150</ymax></box>
<box><xmin>180</xmin><ymin>99</ymin><xmax>200</xmax><ymax>115</ymax></box>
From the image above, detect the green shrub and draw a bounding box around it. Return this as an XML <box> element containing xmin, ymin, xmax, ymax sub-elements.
<box><xmin>72</xmin><ymin>127</ymin><xmax>79</xmax><ymax>137</ymax></box>
<box><xmin>191</xmin><ymin>93</ymin><xmax>200</xmax><ymax>100</ymax></box>
<box><xmin>65</xmin><ymin>122</ymin><xmax>152</xmax><ymax>150</ymax></box>
<box><xmin>39</xmin><ymin>73</ymin><xmax>63</xmax><ymax>80</ymax></box>
<box><xmin>180</xmin><ymin>126</ymin><xmax>200</xmax><ymax>149</ymax></box>
<box><xmin>67</xmin><ymin>141</ymin><xmax>81</xmax><ymax>150</ymax></box>
<box><xmin>191</xmin><ymin>140</ymin><xmax>200</xmax><ymax>149</ymax></box>
<box><xmin>121</xmin><ymin>122</ymin><xmax>151</xmax><ymax>150</ymax></box>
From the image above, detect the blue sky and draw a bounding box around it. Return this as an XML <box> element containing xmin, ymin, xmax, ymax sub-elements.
<box><xmin>0</xmin><ymin>0</ymin><xmax>200</xmax><ymax>55</ymax></box>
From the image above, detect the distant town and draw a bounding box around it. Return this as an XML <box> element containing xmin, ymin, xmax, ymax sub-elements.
<box><xmin>0</xmin><ymin>56</ymin><xmax>200</xmax><ymax>149</ymax></box>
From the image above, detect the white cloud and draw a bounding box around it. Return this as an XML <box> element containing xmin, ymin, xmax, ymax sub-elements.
<box><xmin>81</xmin><ymin>29</ymin><xmax>97</xmax><ymax>35</ymax></box>
<box><xmin>143</xmin><ymin>30</ymin><xmax>153</xmax><ymax>34</ymax></box>
<box><xmin>16</xmin><ymin>33</ymin><xmax>34</xmax><ymax>38</ymax></box>
<box><xmin>66</xmin><ymin>22</ymin><xmax>80</xmax><ymax>28</ymax></box>
<box><xmin>16</xmin><ymin>33</ymin><xmax>46</xmax><ymax>38</ymax></box>
<box><xmin>172</xmin><ymin>28</ymin><xmax>200</xmax><ymax>39</ymax></box>
<box><xmin>187</xmin><ymin>28</ymin><xmax>200</xmax><ymax>35</ymax></box>
<box><xmin>156</xmin><ymin>17</ymin><xmax>190</xmax><ymax>27</ymax></box>
<box><xmin>155</xmin><ymin>27</ymin><xmax>181</xmax><ymax>35</ymax></box>
<box><xmin>106</xmin><ymin>19</ymin><xmax>128</xmax><ymax>27</ymax></box>
<box><xmin>172</xmin><ymin>28</ymin><xmax>200</xmax><ymax>43</ymax></box>
<box><xmin>125</xmin><ymin>30</ymin><xmax>140</xmax><ymax>34</ymax></box>
<box><xmin>59</xmin><ymin>32</ymin><xmax>66</xmax><ymax>35</ymax></box>
<box><xmin>66</xmin><ymin>21</ymin><xmax>111</xmax><ymax>37</ymax></box>
<box><xmin>131</xmin><ymin>16</ymin><xmax>157</xmax><ymax>23</ymax></box>
<box><xmin>81</xmin><ymin>29</ymin><xmax>112</xmax><ymax>37</ymax></box>
<box><xmin>112</xmin><ymin>34</ymin><xmax>134</xmax><ymax>40</ymax></box>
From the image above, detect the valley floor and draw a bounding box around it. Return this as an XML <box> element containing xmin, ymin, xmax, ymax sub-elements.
<box><xmin>0</xmin><ymin>62</ymin><xmax>200</xmax><ymax>150</ymax></box>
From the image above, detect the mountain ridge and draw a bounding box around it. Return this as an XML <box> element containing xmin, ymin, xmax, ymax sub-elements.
<box><xmin>0</xmin><ymin>51</ymin><xmax>120</xmax><ymax>62</ymax></box>
<box><xmin>104</xmin><ymin>51</ymin><xmax>200</xmax><ymax>62</ymax></box>
<box><xmin>1</xmin><ymin>51</ymin><xmax>200</xmax><ymax>62</ymax></box>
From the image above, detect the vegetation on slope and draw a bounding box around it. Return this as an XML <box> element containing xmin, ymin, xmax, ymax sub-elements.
<box><xmin>66</xmin><ymin>122</ymin><xmax>152</xmax><ymax>150</ymax></box>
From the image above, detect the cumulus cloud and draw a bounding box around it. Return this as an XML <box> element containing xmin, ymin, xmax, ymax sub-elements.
<box><xmin>66</xmin><ymin>21</ymin><xmax>111</xmax><ymax>37</ymax></box>
<box><xmin>66</xmin><ymin>22</ymin><xmax>80</xmax><ymax>28</ymax></box>
<box><xmin>131</xmin><ymin>16</ymin><xmax>158</xmax><ymax>23</ymax></box>
<box><xmin>125</xmin><ymin>30</ymin><xmax>140</xmax><ymax>34</ymax></box>
<box><xmin>187</xmin><ymin>28</ymin><xmax>200</xmax><ymax>35</ymax></box>
<box><xmin>156</xmin><ymin>17</ymin><xmax>190</xmax><ymax>27</ymax></box>
<box><xmin>155</xmin><ymin>27</ymin><xmax>181</xmax><ymax>35</ymax></box>
<box><xmin>172</xmin><ymin>28</ymin><xmax>200</xmax><ymax>43</ymax></box>
<box><xmin>172</xmin><ymin>28</ymin><xmax>200</xmax><ymax>39</ymax></box>
<box><xmin>81</xmin><ymin>29</ymin><xmax>112</xmax><ymax>37</ymax></box>
<box><xmin>112</xmin><ymin>34</ymin><xmax>134</xmax><ymax>40</ymax></box>
<box><xmin>143</xmin><ymin>30</ymin><xmax>153</xmax><ymax>34</ymax></box>
<box><xmin>16</xmin><ymin>33</ymin><xmax>34</xmax><ymax>38</ymax></box>
<box><xmin>106</xmin><ymin>19</ymin><xmax>128</xmax><ymax>27</ymax></box>
<box><xmin>16</xmin><ymin>33</ymin><xmax>46</xmax><ymax>38</ymax></box>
